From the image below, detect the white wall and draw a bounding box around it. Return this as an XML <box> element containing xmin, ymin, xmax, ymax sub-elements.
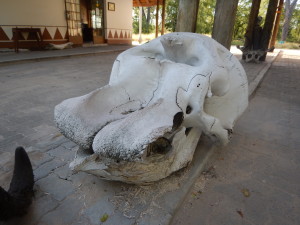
<box><xmin>105</xmin><ymin>0</ymin><xmax>132</xmax><ymax>40</ymax></box>
<box><xmin>0</xmin><ymin>0</ymin><xmax>67</xmax><ymax>41</ymax></box>
<box><xmin>0</xmin><ymin>0</ymin><xmax>67</xmax><ymax>26</ymax></box>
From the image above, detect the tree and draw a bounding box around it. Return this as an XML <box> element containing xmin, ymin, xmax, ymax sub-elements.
<box><xmin>196</xmin><ymin>0</ymin><xmax>216</xmax><ymax>34</ymax></box>
<box><xmin>258</xmin><ymin>0</ymin><xmax>269</xmax><ymax>18</ymax></box>
<box><xmin>281</xmin><ymin>0</ymin><xmax>298</xmax><ymax>41</ymax></box>
<box><xmin>143</xmin><ymin>7</ymin><xmax>152</xmax><ymax>33</ymax></box>
<box><xmin>165</xmin><ymin>0</ymin><xmax>179</xmax><ymax>32</ymax></box>
<box><xmin>132</xmin><ymin>7</ymin><xmax>156</xmax><ymax>34</ymax></box>
<box><xmin>233</xmin><ymin>0</ymin><xmax>252</xmax><ymax>40</ymax></box>
<box><xmin>287</xmin><ymin>4</ymin><xmax>300</xmax><ymax>42</ymax></box>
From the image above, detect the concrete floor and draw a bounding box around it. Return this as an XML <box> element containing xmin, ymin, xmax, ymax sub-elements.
<box><xmin>0</xmin><ymin>46</ymin><xmax>296</xmax><ymax>225</ymax></box>
<box><xmin>171</xmin><ymin>50</ymin><xmax>300</xmax><ymax>225</ymax></box>
<box><xmin>0</xmin><ymin>53</ymin><xmax>116</xmax><ymax>152</ymax></box>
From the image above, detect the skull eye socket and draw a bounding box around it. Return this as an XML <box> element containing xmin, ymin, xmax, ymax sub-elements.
<box><xmin>172</xmin><ymin>112</ymin><xmax>183</xmax><ymax>130</ymax></box>
<box><xmin>146</xmin><ymin>137</ymin><xmax>172</xmax><ymax>156</ymax></box>
<box><xmin>186</xmin><ymin>105</ymin><xmax>192</xmax><ymax>114</ymax></box>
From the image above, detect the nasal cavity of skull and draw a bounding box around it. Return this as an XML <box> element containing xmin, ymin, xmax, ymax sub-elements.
<box><xmin>146</xmin><ymin>137</ymin><xmax>172</xmax><ymax>156</ymax></box>
<box><xmin>186</xmin><ymin>105</ymin><xmax>192</xmax><ymax>114</ymax></box>
<box><xmin>172</xmin><ymin>112</ymin><xmax>184</xmax><ymax>131</ymax></box>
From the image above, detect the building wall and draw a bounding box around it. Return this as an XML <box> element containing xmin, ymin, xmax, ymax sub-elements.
<box><xmin>105</xmin><ymin>0</ymin><xmax>132</xmax><ymax>44</ymax></box>
<box><xmin>0</xmin><ymin>0</ymin><xmax>133</xmax><ymax>48</ymax></box>
<box><xmin>0</xmin><ymin>0</ymin><xmax>68</xmax><ymax>48</ymax></box>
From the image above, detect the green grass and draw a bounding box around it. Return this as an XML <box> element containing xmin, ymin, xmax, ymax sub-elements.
<box><xmin>231</xmin><ymin>39</ymin><xmax>300</xmax><ymax>49</ymax></box>
<box><xmin>275</xmin><ymin>41</ymin><xmax>300</xmax><ymax>49</ymax></box>
<box><xmin>231</xmin><ymin>40</ymin><xmax>300</xmax><ymax>49</ymax></box>
<box><xmin>231</xmin><ymin>39</ymin><xmax>244</xmax><ymax>46</ymax></box>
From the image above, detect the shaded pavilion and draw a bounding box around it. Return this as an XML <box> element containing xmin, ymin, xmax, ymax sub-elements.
<box><xmin>133</xmin><ymin>0</ymin><xmax>167</xmax><ymax>38</ymax></box>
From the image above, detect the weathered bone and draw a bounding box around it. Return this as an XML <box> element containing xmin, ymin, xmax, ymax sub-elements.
<box><xmin>45</xmin><ymin>42</ymin><xmax>73</xmax><ymax>50</ymax></box>
<box><xmin>54</xmin><ymin>33</ymin><xmax>248</xmax><ymax>184</ymax></box>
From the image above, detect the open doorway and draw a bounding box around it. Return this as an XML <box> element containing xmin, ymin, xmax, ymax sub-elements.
<box><xmin>80</xmin><ymin>0</ymin><xmax>105</xmax><ymax>44</ymax></box>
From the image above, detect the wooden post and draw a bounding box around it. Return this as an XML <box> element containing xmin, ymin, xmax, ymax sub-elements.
<box><xmin>175</xmin><ymin>0</ymin><xmax>199</xmax><ymax>32</ymax></box>
<box><xmin>260</xmin><ymin>0</ymin><xmax>279</xmax><ymax>60</ymax></box>
<box><xmin>212</xmin><ymin>0</ymin><xmax>239</xmax><ymax>50</ymax></box>
<box><xmin>243</xmin><ymin>0</ymin><xmax>262</xmax><ymax>51</ymax></box>
<box><xmin>155</xmin><ymin>0</ymin><xmax>159</xmax><ymax>37</ymax></box>
<box><xmin>269</xmin><ymin>0</ymin><xmax>284</xmax><ymax>50</ymax></box>
<box><xmin>161</xmin><ymin>0</ymin><xmax>166</xmax><ymax>35</ymax></box>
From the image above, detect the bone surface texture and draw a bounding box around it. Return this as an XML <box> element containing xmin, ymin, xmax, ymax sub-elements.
<box><xmin>54</xmin><ymin>33</ymin><xmax>248</xmax><ymax>184</ymax></box>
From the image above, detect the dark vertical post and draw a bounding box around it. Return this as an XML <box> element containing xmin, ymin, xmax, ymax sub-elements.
<box><xmin>243</xmin><ymin>0</ymin><xmax>262</xmax><ymax>51</ymax></box>
<box><xmin>269</xmin><ymin>0</ymin><xmax>284</xmax><ymax>50</ymax></box>
<box><xmin>260</xmin><ymin>0</ymin><xmax>279</xmax><ymax>60</ymax></box>
<box><xmin>155</xmin><ymin>0</ymin><xmax>159</xmax><ymax>37</ymax></box>
<box><xmin>212</xmin><ymin>0</ymin><xmax>239</xmax><ymax>50</ymax></box>
<box><xmin>161</xmin><ymin>0</ymin><xmax>166</xmax><ymax>35</ymax></box>
<box><xmin>175</xmin><ymin>0</ymin><xmax>199</xmax><ymax>32</ymax></box>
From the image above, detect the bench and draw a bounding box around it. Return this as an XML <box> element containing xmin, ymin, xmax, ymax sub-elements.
<box><xmin>12</xmin><ymin>28</ymin><xmax>44</xmax><ymax>53</ymax></box>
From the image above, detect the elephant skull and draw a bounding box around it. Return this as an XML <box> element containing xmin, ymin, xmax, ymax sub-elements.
<box><xmin>54</xmin><ymin>33</ymin><xmax>248</xmax><ymax>184</ymax></box>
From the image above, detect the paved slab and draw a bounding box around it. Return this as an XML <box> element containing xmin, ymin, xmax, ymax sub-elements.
<box><xmin>0</xmin><ymin>46</ymin><xmax>279</xmax><ymax>225</ymax></box>
<box><xmin>171</xmin><ymin>49</ymin><xmax>300</xmax><ymax>225</ymax></box>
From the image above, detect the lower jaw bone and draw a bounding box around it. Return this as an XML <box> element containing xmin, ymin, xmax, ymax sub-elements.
<box><xmin>70</xmin><ymin>127</ymin><xmax>202</xmax><ymax>184</ymax></box>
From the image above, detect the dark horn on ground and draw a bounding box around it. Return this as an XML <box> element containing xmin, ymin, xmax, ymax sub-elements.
<box><xmin>0</xmin><ymin>147</ymin><xmax>34</xmax><ymax>221</ymax></box>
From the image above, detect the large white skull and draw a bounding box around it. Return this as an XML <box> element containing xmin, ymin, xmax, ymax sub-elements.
<box><xmin>54</xmin><ymin>33</ymin><xmax>248</xmax><ymax>184</ymax></box>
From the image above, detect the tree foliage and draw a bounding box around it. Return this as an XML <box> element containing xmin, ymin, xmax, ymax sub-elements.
<box><xmin>196</xmin><ymin>0</ymin><xmax>216</xmax><ymax>34</ymax></box>
<box><xmin>287</xmin><ymin>4</ymin><xmax>300</xmax><ymax>42</ymax></box>
<box><xmin>132</xmin><ymin>7</ymin><xmax>156</xmax><ymax>34</ymax></box>
<box><xmin>233</xmin><ymin>0</ymin><xmax>252</xmax><ymax>40</ymax></box>
<box><xmin>165</xmin><ymin>0</ymin><xmax>179</xmax><ymax>32</ymax></box>
<box><xmin>132</xmin><ymin>0</ymin><xmax>300</xmax><ymax>43</ymax></box>
<box><xmin>281</xmin><ymin>0</ymin><xmax>299</xmax><ymax>41</ymax></box>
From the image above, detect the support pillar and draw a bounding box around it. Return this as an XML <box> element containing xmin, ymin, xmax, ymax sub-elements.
<box><xmin>175</xmin><ymin>0</ymin><xmax>199</xmax><ymax>32</ymax></box>
<box><xmin>212</xmin><ymin>0</ymin><xmax>239</xmax><ymax>50</ymax></box>
<box><xmin>269</xmin><ymin>0</ymin><xmax>284</xmax><ymax>50</ymax></box>
<box><xmin>260</xmin><ymin>0</ymin><xmax>279</xmax><ymax>60</ymax></box>
<box><xmin>243</xmin><ymin>0</ymin><xmax>262</xmax><ymax>51</ymax></box>
<box><xmin>161</xmin><ymin>0</ymin><xmax>166</xmax><ymax>35</ymax></box>
<box><xmin>261</xmin><ymin>0</ymin><xmax>280</xmax><ymax>49</ymax></box>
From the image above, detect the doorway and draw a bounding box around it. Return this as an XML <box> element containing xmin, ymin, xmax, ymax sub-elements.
<box><xmin>80</xmin><ymin>0</ymin><xmax>105</xmax><ymax>44</ymax></box>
